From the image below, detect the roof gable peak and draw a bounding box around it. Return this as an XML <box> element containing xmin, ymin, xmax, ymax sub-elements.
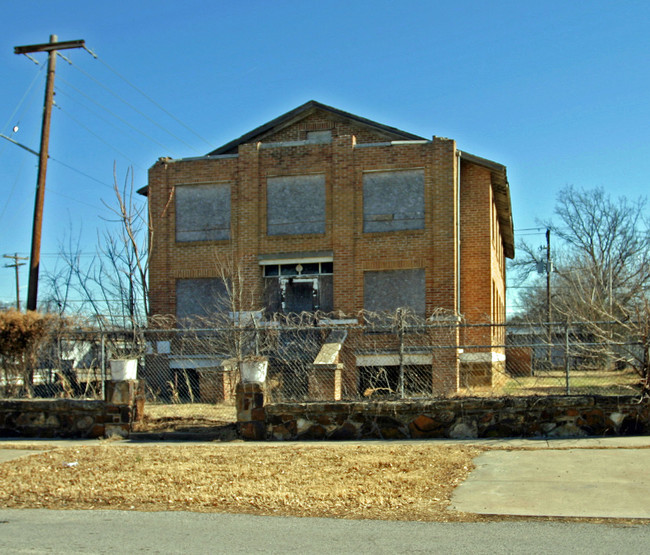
<box><xmin>208</xmin><ymin>100</ymin><xmax>424</xmax><ymax>155</ymax></box>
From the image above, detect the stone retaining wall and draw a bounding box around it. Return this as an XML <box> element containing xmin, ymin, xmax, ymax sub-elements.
<box><xmin>0</xmin><ymin>381</ymin><xmax>143</xmax><ymax>439</ymax></box>
<box><xmin>259</xmin><ymin>395</ymin><xmax>649</xmax><ymax>440</ymax></box>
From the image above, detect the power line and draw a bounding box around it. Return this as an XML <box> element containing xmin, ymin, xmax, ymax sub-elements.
<box><xmin>46</xmin><ymin>188</ymin><xmax>106</xmax><ymax>211</ymax></box>
<box><xmin>91</xmin><ymin>50</ymin><xmax>214</xmax><ymax>149</ymax></box>
<box><xmin>52</xmin><ymin>98</ymin><xmax>143</xmax><ymax>170</ymax></box>
<box><xmin>0</xmin><ymin>64</ymin><xmax>46</xmax><ymax>136</ymax></box>
<box><xmin>61</xmin><ymin>53</ymin><xmax>204</xmax><ymax>154</ymax></box>
<box><xmin>49</xmin><ymin>154</ymin><xmax>114</xmax><ymax>190</ymax></box>
<box><xmin>0</xmin><ymin>138</ymin><xmax>38</xmax><ymax>222</ymax></box>
<box><xmin>56</xmin><ymin>75</ymin><xmax>177</xmax><ymax>153</ymax></box>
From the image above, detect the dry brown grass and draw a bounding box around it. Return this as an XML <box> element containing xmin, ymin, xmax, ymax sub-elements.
<box><xmin>144</xmin><ymin>403</ymin><xmax>236</xmax><ymax>422</ymax></box>
<box><xmin>0</xmin><ymin>443</ymin><xmax>482</xmax><ymax>521</ymax></box>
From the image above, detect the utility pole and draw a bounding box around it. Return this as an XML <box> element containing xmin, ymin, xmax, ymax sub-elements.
<box><xmin>546</xmin><ymin>228</ymin><xmax>552</xmax><ymax>368</ymax></box>
<box><xmin>546</xmin><ymin>228</ymin><xmax>552</xmax><ymax>324</ymax></box>
<box><xmin>3</xmin><ymin>253</ymin><xmax>28</xmax><ymax>310</ymax></box>
<box><xmin>14</xmin><ymin>35</ymin><xmax>86</xmax><ymax>311</ymax></box>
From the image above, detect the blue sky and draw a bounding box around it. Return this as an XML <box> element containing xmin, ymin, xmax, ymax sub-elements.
<box><xmin>1</xmin><ymin>1</ymin><xmax>649</xmax><ymax>315</ymax></box>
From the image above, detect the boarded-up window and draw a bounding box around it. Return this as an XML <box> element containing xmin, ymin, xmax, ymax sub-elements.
<box><xmin>307</xmin><ymin>130</ymin><xmax>332</xmax><ymax>143</ymax></box>
<box><xmin>176</xmin><ymin>184</ymin><xmax>230</xmax><ymax>242</ymax></box>
<box><xmin>363</xmin><ymin>269</ymin><xmax>426</xmax><ymax>316</ymax></box>
<box><xmin>267</xmin><ymin>175</ymin><xmax>325</xmax><ymax>235</ymax></box>
<box><xmin>176</xmin><ymin>278</ymin><xmax>228</xmax><ymax>325</ymax></box>
<box><xmin>363</xmin><ymin>170</ymin><xmax>424</xmax><ymax>232</ymax></box>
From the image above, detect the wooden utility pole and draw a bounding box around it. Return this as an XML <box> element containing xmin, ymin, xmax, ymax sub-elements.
<box><xmin>546</xmin><ymin>228</ymin><xmax>552</xmax><ymax>324</ymax></box>
<box><xmin>14</xmin><ymin>35</ymin><xmax>86</xmax><ymax>311</ymax></box>
<box><xmin>546</xmin><ymin>228</ymin><xmax>552</xmax><ymax>367</ymax></box>
<box><xmin>3</xmin><ymin>253</ymin><xmax>27</xmax><ymax>310</ymax></box>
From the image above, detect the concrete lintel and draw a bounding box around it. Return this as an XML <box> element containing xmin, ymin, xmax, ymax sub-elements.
<box><xmin>459</xmin><ymin>352</ymin><xmax>506</xmax><ymax>363</ymax></box>
<box><xmin>356</xmin><ymin>353</ymin><xmax>433</xmax><ymax>366</ymax></box>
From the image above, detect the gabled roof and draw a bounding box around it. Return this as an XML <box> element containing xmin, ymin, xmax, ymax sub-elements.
<box><xmin>208</xmin><ymin>100</ymin><xmax>425</xmax><ymax>155</ymax></box>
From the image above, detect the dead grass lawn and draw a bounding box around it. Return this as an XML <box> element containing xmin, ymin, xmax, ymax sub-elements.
<box><xmin>0</xmin><ymin>443</ymin><xmax>483</xmax><ymax>521</ymax></box>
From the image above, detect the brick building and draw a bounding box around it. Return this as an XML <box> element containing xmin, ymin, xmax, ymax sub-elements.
<box><xmin>143</xmin><ymin>101</ymin><xmax>514</xmax><ymax>395</ymax></box>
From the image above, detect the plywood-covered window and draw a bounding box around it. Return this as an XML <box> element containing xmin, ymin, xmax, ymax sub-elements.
<box><xmin>363</xmin><ymin>269</ymin><xmax>426</xmax><ymax>316</ymax></box>
<box><xmin>175</xmin><ymin>184</ymin><xmax>231</xmax><ymax>242</ymax></box>
<box><xmin>267</xmin><ymin>174</ymin><xmax>326</xmax><ymax>236</ymax></box>
<box><xmin>176</xmin><ymin>278</ymin><xmax>228</xmax><ymax>325</ymax></box>
<box><xmin>363</xmin><ymin>169</ymin><xmax>425</xmax><ymax>233</ymax></box>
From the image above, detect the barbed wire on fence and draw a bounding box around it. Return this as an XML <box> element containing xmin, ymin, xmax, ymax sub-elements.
<box><xmin>2</xmin><ymin>310</ymin><xmax>646</xmax><ymax>424</ymax></box>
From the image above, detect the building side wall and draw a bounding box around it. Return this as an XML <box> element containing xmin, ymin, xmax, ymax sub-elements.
<box><xmin>460</xmin><ymin>160</ymin><xmax>492</xmax><ymax>324</ymax></box>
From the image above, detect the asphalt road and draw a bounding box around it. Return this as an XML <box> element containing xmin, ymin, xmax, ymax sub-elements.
<box><xmin>1</xmin><ymin>509</ymin><xmax>649</xmax><ymax>554</ymax></box>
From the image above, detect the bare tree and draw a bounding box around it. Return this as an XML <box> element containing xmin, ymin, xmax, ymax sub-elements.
<box><xmin>43</xmin><ymin>167</ymin><xmax>150</xmax><ymax>330</ymax></box>
<box><xmin>512</xmin><ymin>186</ymin><xmax>650</xmax><ymax>381</ymax></box>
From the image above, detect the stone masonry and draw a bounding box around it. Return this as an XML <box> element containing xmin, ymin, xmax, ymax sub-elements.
<box><xmin>236</xmin><ymin>383</ymin><xmax>649</xmax><ymax>440</ymax></box>
<box><xmin>0</xmin><ymin>380</ymin><xmax>144</xmax><ymax>438</ymax></box>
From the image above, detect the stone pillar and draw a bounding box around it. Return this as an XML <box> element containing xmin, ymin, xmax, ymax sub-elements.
<box><xmin>103</xmin><ymin>380</ymin><xmax>145</xmax><ymax>437</ymax></box>
<box><xmin>236</xmin><ymin>382</ymin><xmax>266</xmax><ymax>440</ymax></box>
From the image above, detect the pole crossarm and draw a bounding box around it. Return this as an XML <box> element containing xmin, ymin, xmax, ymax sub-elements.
<box><xmin>14</xmin><ymin>40</ymin><xmax>85</xmax><ymax>55</ymax></box>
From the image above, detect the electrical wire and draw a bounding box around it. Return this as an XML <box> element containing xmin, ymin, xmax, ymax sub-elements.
<box><xmin>91</xmin><ymin>51</ymin><xmax>214</xmax><ymax>149</ymax></box>
<box><xmin>60</xmin><ymin>53</ymin><xmax>204</xmax><ymax>154</ymax></box>
<box><xmin>0</xmin><ymin>149</ymin><xmax>33</xmax><ymax>222</ymax></box>
<box><xmin>48</xmin><ymin>154</ymin><xmax>114</xmax><ymax>190</ymax></box>
<box><xmin>0</xmin><ymin>99</ymin><xmax>43</xmax><ymax>222</ymax></box>
<box><xmin>0</xmin><ymin>64</ymin><xmax>46</xmax><ymax>136</ymax></box>
<box><xmin>46</xmin><ymin>188</ymin><xmax>107</xmax><ymax>211</ymax></box>
<box><xmin>56</xmin><ymin>76</ymin><xmax>177</xmax><ymax>153</ymax></box>
<box><xmin>52</xmin><ymin>98</ymin><xmax>144</xmax><ymax>170</ymax></box>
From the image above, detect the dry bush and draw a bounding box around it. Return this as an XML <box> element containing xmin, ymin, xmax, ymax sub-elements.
<box><xmin>0</xmin><ymin>310</ymin><xmax>66</xmax><ymax>397</ymax></box>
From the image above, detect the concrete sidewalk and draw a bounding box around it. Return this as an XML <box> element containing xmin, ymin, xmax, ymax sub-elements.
<box><xmin>3</xmin><ymin>435</ymin><xmax>650</xmax><ymax>519</ymax></box>
<box><xmin>451</xmin><ymin>440</ymin><xmax>650</xmax><ymax>519</ymax></box>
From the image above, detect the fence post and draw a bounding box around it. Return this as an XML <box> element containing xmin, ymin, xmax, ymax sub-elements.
<box><xmin>397</xmin><ymin>308</ymin><xmax>405</xmax><ymax>398</ymax></box>
<box><xmin>101</xmin><ymin>331</ymin><xmax>106</xmax><ymax>400</ymax></box>
<box><xmin>564</xmin><ymin>322</ymin><xmax>570</xmax><ymax>395</ymax></box>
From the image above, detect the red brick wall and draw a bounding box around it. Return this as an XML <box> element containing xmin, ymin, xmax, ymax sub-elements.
<box><xmin>459</xmin><ymin>158</ymin><xmax>507</xmax><ymax>350</ymax></box>
<box><xmin>148</xmin><ymin>124</ymin><xmax>507</xmax><ymax>332</ymax></box>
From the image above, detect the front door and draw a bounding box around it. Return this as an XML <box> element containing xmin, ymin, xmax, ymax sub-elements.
<box><xmin>284</xmin><ymin>278</ymin><xmax>315</xmax><ymax>313</ymax></box>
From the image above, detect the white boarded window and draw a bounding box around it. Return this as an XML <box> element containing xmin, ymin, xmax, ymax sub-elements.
<box><xmin>267</xmin><ymin>175</ymin><xmax>326</xmax><ymax>236</ymax></box>
<box><xmin>176</xmin><ymin>184</ymin><xmax>230</xmax><ymax>242</ymax></box>
<box><xmin>363</xmin><ymin>169</ymin><xmax>424</xmax><ymax>232</ymax></box>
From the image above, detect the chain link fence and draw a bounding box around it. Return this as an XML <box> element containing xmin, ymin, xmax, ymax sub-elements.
<box><xmin>1</xmin><ymin>312</ymin><xmax>646</xmax><ymax>430</ymax></box>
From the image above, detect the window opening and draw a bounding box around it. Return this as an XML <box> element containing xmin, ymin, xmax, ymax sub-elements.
<box><xmin>262</xmin><ymin>262</ymin><xmax>333</xmax><ymax>313</ymax></box>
